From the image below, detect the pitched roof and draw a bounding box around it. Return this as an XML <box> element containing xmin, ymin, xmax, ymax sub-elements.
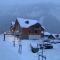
<box><xmin>48</xmin><ymin>35</ymin><xmax>55</xmax><ymax>39</ymax></box>
<box><xmin>17</xmin><ymin>18</ymin><xmax>38</xmax><ymax>28</ymax></box>
<box><xmin>11</xmin><ymin>21</ymin><xmax>15</xmax><ymax>26</ymax></box>
<box><xmin>44</xmin><ymin>32</ymin><xmax>51</xmax><ymax>35</ymax></box>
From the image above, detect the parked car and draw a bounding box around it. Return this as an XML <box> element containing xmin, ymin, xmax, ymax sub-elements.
<box><xmin>40</xmin><ymin>43</ymin><xmax>53</xmax><ymax>49</ymax></box>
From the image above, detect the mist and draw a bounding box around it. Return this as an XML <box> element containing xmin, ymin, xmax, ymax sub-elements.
<box><xmin>0</xmin><ymin>0</ymin><xmax>60</xmax><ymax>34</ymax></box>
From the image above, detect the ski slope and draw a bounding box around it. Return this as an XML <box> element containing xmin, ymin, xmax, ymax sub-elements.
<box><xmin>0</xmin><ymin>34</ymin><xmax>60</xmax><ymax>60</ymax></box>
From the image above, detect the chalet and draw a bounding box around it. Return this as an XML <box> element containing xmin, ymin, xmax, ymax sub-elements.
<box><xmin>10</xmin><ymin>18</ymin><xmax>45</xmax><ymax>40</ymax></box>
<box><xmin>43</xmin><ymin>32</ymin><xmax>51</xmax><ymax>40</ymax></box>
<box><xmin>53</xmin><ymin>34</ymin><xmax>60</xmax><ymax>40</ymax></box>
<box><xmin>44</xmin><ymin>32</ymin><xmax>51</xmax><ymax>37</ymax></box>
<box><xmin>48</xmin><ymin>35</ymin><xmax>55</xmax><ymax>39</ymax></box>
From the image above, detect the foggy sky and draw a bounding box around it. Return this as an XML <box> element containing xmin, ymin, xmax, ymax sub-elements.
<box><xmin>0</xmin><ymin>0</ymin><xmax>60</xmax><ymax>34</ymax></box>
<box><xmin>0</xmin><ymin>0</ymin><xmax>60</xmax><ymax>5</ymax></box>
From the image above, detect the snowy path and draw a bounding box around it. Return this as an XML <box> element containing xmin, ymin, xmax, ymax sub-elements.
<box><xmin>0</xmin><ymin>34</ymin><xmax>60</xmax><ymax>60</ymax></box>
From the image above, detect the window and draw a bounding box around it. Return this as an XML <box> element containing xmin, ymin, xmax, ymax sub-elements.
<box><xmin>35</xmin><ymin>30</ymin><xmax>38</xmax><ymax>33</ymax></box>
<box><xmin>25</xmin><ymin>21</ymin><xmax>29</xmax><ymax>24</ymax></box>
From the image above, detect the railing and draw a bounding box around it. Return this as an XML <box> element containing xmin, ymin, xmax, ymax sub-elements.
<box><xmin>38</xmin><ymin>54</ymin><xmax>46</xmax><ymax>60</ymax></box>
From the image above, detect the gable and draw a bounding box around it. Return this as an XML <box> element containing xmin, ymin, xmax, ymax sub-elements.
<box><xmin>48</xmin><ymin>35</ymin><xmax>55</xmax><ymax>39</ymax></box>
<box><xmin>29</xmin><ymin>23</ymin><xmax>41</xmax><ymax>28</ymax></box>
<box><xmin>17</xmin><ymin>18</ymin><xmax>38</xmax><ymax>28</ymax></box>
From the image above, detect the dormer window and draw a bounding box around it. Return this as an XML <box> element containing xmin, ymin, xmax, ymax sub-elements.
<box><xmin>25</xmin><ymin>21</ymin><xmax>29</xmax><ymax>24</ymax></box>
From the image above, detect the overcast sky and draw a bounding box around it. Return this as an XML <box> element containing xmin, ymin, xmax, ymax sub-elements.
<box><xmin>0</xmin><ymin>0</ymin><xmax>60</xmax><ymax>6</ymax></box>
<box><xmin>0</xmin><ymin>0</ymin><xmax>60</xmax><ymax>34</ymax></box>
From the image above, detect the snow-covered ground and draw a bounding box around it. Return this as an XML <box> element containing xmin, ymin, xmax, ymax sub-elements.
<box><xmin>0</xmin><ymin>34</ymin><xmax>60</xmax><ymax>60</ymax></box>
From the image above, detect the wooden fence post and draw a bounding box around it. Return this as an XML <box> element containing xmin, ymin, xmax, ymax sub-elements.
<box><xmin>3</xmin><ymin>34</ymin><xmax>5</xmax><ymax>41</ymax></box>
<box><xmin>13</xmin><ymin>35</ymin><xmax>15</xmax><ymax>47</ymax></box>
<box><xmin>38</xmin><ymin>55</ymin><xmax>40</xmax><ymax>60</ymax></box>
<box><xmin>18</xmin><ymin>44</ymin><xmax>22</xmax><ymax>54</ymax></box>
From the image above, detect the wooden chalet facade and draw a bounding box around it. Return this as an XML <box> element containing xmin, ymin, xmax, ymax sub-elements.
<box><xmin>10</xmin><ymin>18</ymin><xmax>45</xmax><ymax>40</ymax></box>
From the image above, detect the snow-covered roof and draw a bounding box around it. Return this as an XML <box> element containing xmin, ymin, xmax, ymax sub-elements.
<box><xmin>11</xmin><ymin>21</ymin><xmax>15</xmax><ymax>26</ymax></box>
<box><xmin>17</xmin><ymin>18</ymin><xmax>38</xmax><ymax>28</ymax></box>
<box><xmin>44</xmin><ymin>32</ymin><xmax>51</xmax><ymax>35</ymax></box>
<box><xmin>52</xmin><ymin>34</ymin><xmax>56</xmax><ymax>38</ymax></box>
<box><xmin>41</xmin><ymin>26</ymin><xmax>45</xmax><ymax>30</ymax></box>
<box><xmin>58</xmin><ymin>34</ymin><xmax>60</xmax><ymax>38</ymax></box>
